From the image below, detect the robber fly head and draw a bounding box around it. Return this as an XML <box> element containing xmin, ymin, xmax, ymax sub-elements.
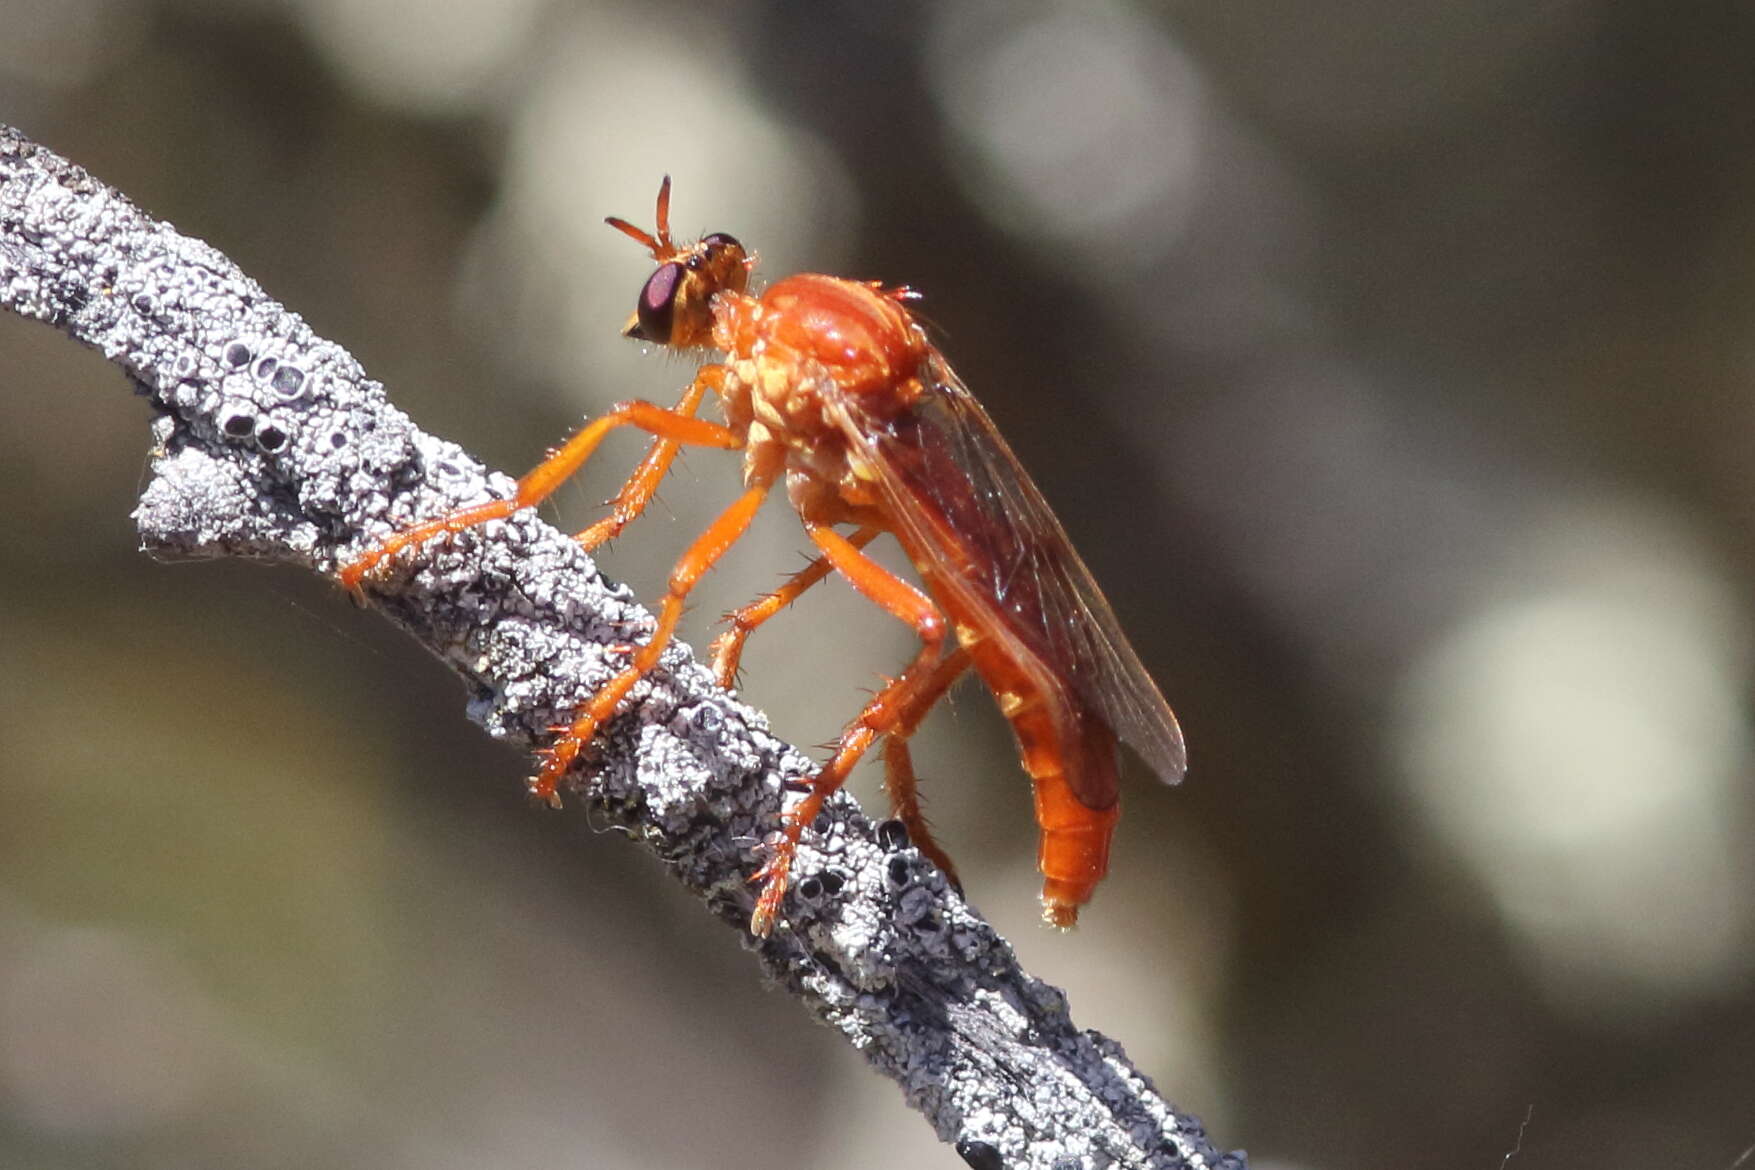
<box><xmin>605</xmin><ymin>175</ymin><xmax>751</xmax><ymax>350</ymax></box>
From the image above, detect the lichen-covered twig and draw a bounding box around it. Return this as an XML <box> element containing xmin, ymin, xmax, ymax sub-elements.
<box><xmin>0</xmin><ymin>125</ymin><xmax>1244</xmax><ymax>1170</ymax></box>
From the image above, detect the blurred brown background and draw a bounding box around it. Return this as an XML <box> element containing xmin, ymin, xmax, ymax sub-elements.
<box><xmin>3</xmin><ymin>2</ymin><xmax>1753</xmax><ymax>1168</ymax></box>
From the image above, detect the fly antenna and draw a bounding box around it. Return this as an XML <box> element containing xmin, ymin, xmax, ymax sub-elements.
<box><xmin>653</xmin><ymin>174</ymin><xmax>674</xmax><ymax>249</ymax></box>
<box><xmin>604</xmin><ymin>175</ymin><xmax>679</xmax><ymax>261</ymax></box>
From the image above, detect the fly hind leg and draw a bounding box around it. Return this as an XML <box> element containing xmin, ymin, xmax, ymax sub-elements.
<box><xmin>749</xmin><ymin>522</ymin><xmax>949</xmax><ymax>936</ymax></box>
<box><xmin>879</xmin><ymin>646</ymin><xmax>971</xmax><ymax>890</ymax></box>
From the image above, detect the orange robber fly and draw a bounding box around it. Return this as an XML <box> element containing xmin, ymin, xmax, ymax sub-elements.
<box><xmin>340</xmin><ymin>178</ymin><xmax>1187</xmax><ymax>935</ymax></box>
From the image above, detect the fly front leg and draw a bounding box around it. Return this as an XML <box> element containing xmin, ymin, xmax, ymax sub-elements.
<box><xmin>575</xmin><ymin>366</ymin><xmax>727</xmax><ymax>552</ymax></box>
<box><xmin>529</xmin><ymin>453</ymin><xmax>783</xmax><ymax>807</ymax></box>
<box><xmin>338</xmin><ymin>394</ymin><xmax>742</xmax><ymax>597</ymax></box>
<box><xmin>749</xmin><ymin>523</ymin><xmax>950</xmax><ymax>936</ymax></box>
<box><xmin>707</xmin><ymin>525</ymin><xmax>881</xmax><ymax>689</ymax></box>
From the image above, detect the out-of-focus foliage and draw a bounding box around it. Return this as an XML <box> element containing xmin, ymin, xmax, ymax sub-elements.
<box><xmin>2</xmin><ymin>2</ymin><xmax>1752</xmax><ymax>1167</ymax></box>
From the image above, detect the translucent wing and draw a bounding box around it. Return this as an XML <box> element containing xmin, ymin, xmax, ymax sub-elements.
<box><xmin>828</xmin><ymin>353</ymin><xmax>1187</xmax><ymax>791</ymax></box>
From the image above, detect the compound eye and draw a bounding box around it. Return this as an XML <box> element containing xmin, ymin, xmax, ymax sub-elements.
<box><xmin>702</xmin><ymin>232</ymin><xmax>742</xmax><ymax>251</ymax></box>
<box><xmin>633</xmin><ymin>262</ymin><xmax>684</xmax><ymax>342</ymax></box>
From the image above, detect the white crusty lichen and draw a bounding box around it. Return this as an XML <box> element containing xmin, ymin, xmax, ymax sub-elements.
<box><xmin>0</xmin><ymin>124</ymin><xmax>1244</xmax><ymax>1170</ymax></box>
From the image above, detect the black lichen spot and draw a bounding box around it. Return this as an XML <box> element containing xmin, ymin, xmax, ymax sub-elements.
<box><xmin>270</xmin><ymin>365</ymin><xmax>305</xmax><ymax>398</ymax></box>
<box><xmin>329</xmin><ymin>430</ymin><xmax>348</xmax><ymax>449</ymax></box>
<box><xmin>877</xmin><ymin>818</ymin><xmax>910</xmax><ymax>851</ymax></box>
<box><xmin>253</xmin><ymin>356</ymin><xmax>279</xmax><ymax>382</ymax></box>
<box><xmin>797</xmin><ymin>875</ymin><xmax>824</xmax><ymax>905</ymax></box>
<box><xmin>131</xmin><ymin>292</ymin><xmax>154</xmax><ymax>314</ymax></box>
<box><xmin>818</xmin><ymin>870</ymin><xmax>845</xmax><ymax>897</ymax></box>
<box><xmin>223</xmin><ymin>341</ymin><xmax>252</xmax><ymax>367</ymax></box>
<box><xmin>886</xmin><ymin>855</ymin><xmax>913</xmax><ymax>890</ymax></box>
<box><xmin>55</xmin><ymin>279</ymin><xmax>88</xmax><ymax>314</ymax></box>
<box><xmin>782</xmin><ymin>778</ymin><xmax>812</xmax><ymax>795</ymax></box>
<box><xmin>221</xmin><ymin>410</ymin><xmax>256</xmax><ymax>438</ymax></box>
<box><xmin>256</xmin><ymin>423</ymin><xmax>288</xmax><ymax>452</ymax></box>
<box><xmin>812</xmin><ymin>810</ymin><xmax>832</xmax><ymax>834</ymax></box>
<box><xmin>955</xmin><ymin>1140</ymin><xmax>1004</xmax><ymax>1170</ymax></box>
